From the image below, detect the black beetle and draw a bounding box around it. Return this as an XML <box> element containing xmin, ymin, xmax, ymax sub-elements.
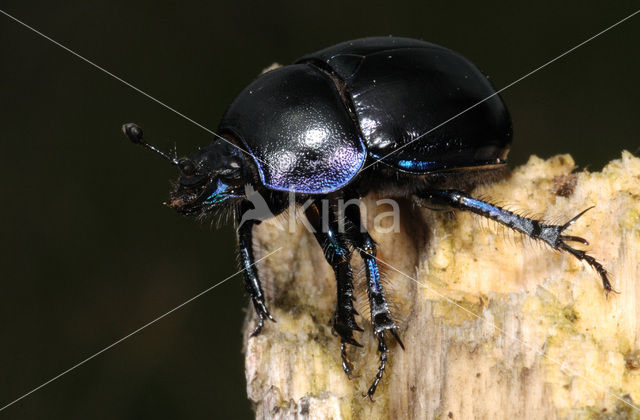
<box><xmin>123</xmin><ymin>36</ymin><xmax>612</xmax><ymax>398</ymax></box>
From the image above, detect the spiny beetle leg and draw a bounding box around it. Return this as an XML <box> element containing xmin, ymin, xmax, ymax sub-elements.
<box><xmin>237</xmin><ymin>204</ymin><xmax>275</xmax><ymax>337</ymax></box>
<box><xmin>340</xmin><ymin>341</ymin><xmax>356</xmax><ymax>378</ymax></box>
<box><xmin>555</xmin><ymin>207</ymin><xmax>616</xmax><ymax>295</ymax></box>
<box><xmin>557</xmin><ymin>240</ymin><xmax>616</xmax><ymax>295</ymax></box>
<box><xmin>365</xmin><ymin>331</ymin><xmax>389</xmax><ymax>401</ymax></box>
<box><xmin>344</xmin><ymin>200</ymin><xmax>403</xmax><ymax>396</ymax></box>
<box><xmin>304</xmin><ymin>200</ymin><xmax>363</xmax><ymax>373</ymax></box>
<box><xmin>421</xmin><ymin>190</ymin><xmax>615</xmax><ymax>294</ymax></box>
<box><xmin>250</xmin><ymin>299</ymin><xmax>275</xmax><ymax>337</ymax></box>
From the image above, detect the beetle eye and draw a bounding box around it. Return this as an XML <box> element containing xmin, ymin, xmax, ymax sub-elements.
<box><xmin>178</xmin><ymin>158</ymin><xmax>196</xmax><ymax>177</ymax></box>
<box><xmin>228</xmin><ymin>157</ymin><xmax>241</xmax><ymax>170</ymax></box>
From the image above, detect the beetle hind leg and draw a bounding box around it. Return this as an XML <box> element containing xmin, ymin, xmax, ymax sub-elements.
<box><xmin>359</xmin><ymin>242</ymin><xmax>404</xmax><ymax>399</ymax></box>
<box><xmin>418</xmin><ymin>189</ymin><xmax>614</xmax><ymax>294</ymax></box>
<box><xmin>366</xmin><ymin>332</ymin><xmax>388</xmax><ymax>400</ymax></box>
<box><xmin>554</xmin><ymin>210</ymin><xmax>615</xmax><ymax>295</ymax></box>
<box><xmin>344</xmin><ymin>201</ymin><xmax>403</xmax><ymax>398</ymax></box>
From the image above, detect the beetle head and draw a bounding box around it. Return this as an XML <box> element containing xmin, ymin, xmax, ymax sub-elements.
<box><xmin>122</xmin><ymin>123</ymin><xmax>245</xmax><ymax>216</ymax></box>
<box><xmin>169</xmin><ymin>141</ymin><xmax>246</xmax><ymax>215</ymax></box>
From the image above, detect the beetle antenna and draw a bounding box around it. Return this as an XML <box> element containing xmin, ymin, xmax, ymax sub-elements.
<box><xmin>121</xmin><ymin>123</ymin><xmax>179</xmax><ymax>165</ymax></box>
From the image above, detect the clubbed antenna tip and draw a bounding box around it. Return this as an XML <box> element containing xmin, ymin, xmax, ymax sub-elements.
<box><xmin>121</xmin><ymin>123</ymin><xmax>178</xmax><ymax>165</ymax></box>
<box><xmin>122</xmin><ymin>122</ymin><xmax>144</xmax><ymax>144</ymax></box>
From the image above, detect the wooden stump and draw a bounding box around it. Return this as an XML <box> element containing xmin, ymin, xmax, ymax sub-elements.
<box><xmin>243</xmin><ymin>152</ymin><xmax>640</xmax><ymax>419</ymax></box>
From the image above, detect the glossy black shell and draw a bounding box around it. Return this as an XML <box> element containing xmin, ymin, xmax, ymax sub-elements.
<box><xmin>219</xmin><ymin>37</ymin><xmax>512</xmax><ymax>194</ymax></box>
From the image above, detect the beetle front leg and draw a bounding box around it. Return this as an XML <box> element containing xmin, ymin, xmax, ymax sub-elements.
<box><xmin>304</xmin><ymin>201</ymin><xmax>363</xmax><ymax>376</ymax></box>
<box><xmin>419</xmin><ymin>189</ymin><xmax>614</xmax><ymax>294</ymax></box>
<box><xmin>344</xmin><ymin>202</ymin><xmax>403</xmax><ymax>399</ymax></box>
<box><xmin>237</xmin><ymin>202</ymin><xmax>275</xmax><ymax>337</ymax></box>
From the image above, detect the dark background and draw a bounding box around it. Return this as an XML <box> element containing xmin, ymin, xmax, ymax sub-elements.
<box><xmin>1</xmin><ymin>1</ymin><xmax>638</xmax><ymax>418</ymax></box>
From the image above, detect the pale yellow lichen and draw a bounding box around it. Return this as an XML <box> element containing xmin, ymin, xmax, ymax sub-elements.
<box><xmin>245</xmin><ymin>152</ymin><xmax>640</xmax><ymax>419</ymax></box>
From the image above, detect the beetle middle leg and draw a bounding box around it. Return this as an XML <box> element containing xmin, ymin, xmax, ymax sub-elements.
<box><xmin>343</xmin><ymin>200</ymin><xmax>404</xmax><ymax>399</ymax></box>
<box><xmin>417</xmin><ymin>189</ymin><xmax>614</xmax><ymax>293</ymax></box>
<box><xmin>304</xmin><ymin>200</ymin><xmax>363</xmax><ymax>376</ymax></box>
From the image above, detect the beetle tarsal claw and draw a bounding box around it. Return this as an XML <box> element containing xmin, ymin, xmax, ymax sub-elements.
<box><xmin>560</xmin><ymin>235</ymin><xmax>589</xmax><ymax>246</ymax></box>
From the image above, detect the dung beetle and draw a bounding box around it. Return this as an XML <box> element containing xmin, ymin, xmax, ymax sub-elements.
<box><xmin>122</xmin><ymin>36</ymin><xmax>612</xmax><ymax>398</ymax></box>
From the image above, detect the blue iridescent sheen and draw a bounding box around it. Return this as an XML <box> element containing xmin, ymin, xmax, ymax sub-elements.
<box><xmin>204</xmin><ymin>180</ymin><xmax>230</xmax><ymax>205</ymax></box>
<box><xmin>326</xmin><ymin>231</ymin><xmax>345</xmax><ymax>256</ymax></box>
<box><xmin>365</xmin><ymin>258</ymin><xmax>381</xmax><ymax>293</ymax></box>
<box><xmin>461</xmin><ymin>197</ymin><xmax>500</xmax><ymax>217</ymax></box>
<box><xmin>397</xmin><ymin>159</ymin><xmax>439</xmax><ymax>171</ymax></box>
<box><xmin>369</xmin><ymin>152</ymin><xmax>439</xmax><ymax>171</ymax></box>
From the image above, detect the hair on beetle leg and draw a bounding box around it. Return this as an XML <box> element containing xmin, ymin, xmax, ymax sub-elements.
<box><xmin>243</xmin><ymin>251</ymin><xmax>280</xmax><ymax>298</ymax></box>
<box><xmin>269</xmin><ymin>211</ymin><xmax>289</xmax><ymax>232</ymax></box>
<box><xmin>383</xmin><ymin>291</ymin><xmax>409</xmax><ymax>333</ymax></box>
<box><xmin>371</xmin><ymin>256</ymin><xmax>413</xmax><ymax>325</ymax></box>
<box><xmin>352</xmin><ymin>266</ymin><xmax>370</xmax><ymax>325</ymax></box>
<box><xmin>214</xmin><ymin>205</ymin><xmax>237</xmax><ymax>229</ymax></box>
<box><xmin>231</xmin><ymin>251</ymin><xmax>276</xmax><ymax>309</ymax></box>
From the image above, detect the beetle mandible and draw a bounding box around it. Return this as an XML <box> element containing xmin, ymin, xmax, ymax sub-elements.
<box><xmin>122</xmin><ymin>36</ymin><xmax>612</xmax><ymax>398</ymax></box>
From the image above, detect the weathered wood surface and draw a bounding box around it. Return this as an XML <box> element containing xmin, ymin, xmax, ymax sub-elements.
<box><xmin>243</xmin><ymin>152</ymin><xmax>640</xmax><ymax>419</ymax></box>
